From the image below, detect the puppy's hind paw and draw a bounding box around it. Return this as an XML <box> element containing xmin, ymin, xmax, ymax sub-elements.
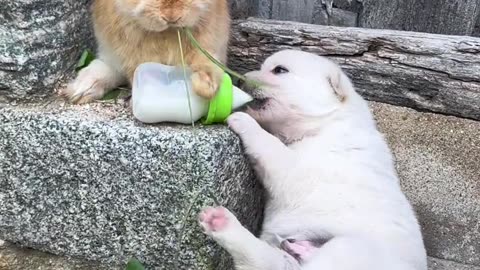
<box><xmin>281</xmin><ymin>239</ymin><xmax>318</xmax><ymax>262</ymax></box>
<box><xmin>199</xmin><ymin>207</ymin><xmax>230</xmax><ymax>234</ymax></box>
<box><xmin>227</xmin><ymin>112</ymin><xmax>261</xmax><ymax>135</ymax></box>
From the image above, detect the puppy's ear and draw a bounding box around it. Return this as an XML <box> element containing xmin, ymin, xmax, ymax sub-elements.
<box><xmin>327</xmin><ymin>70</ymin><xmax>352</xmax><ymax>102</ymax></box>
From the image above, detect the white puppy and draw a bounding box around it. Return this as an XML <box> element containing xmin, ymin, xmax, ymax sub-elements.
<box><xmin>198</xmin><ymin>50</ymin><xmax>427</xmax><ymax>270</ymax></box>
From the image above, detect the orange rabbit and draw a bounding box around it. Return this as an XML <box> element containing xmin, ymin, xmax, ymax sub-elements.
<box><xmin>61</xmin><ymin>0</ymin><xmax>231</xmax><ymax>104</ymax></box>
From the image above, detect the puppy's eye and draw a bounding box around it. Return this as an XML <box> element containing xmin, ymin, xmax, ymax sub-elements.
<box><xmin>272</xmin><ymin>65</ymin><xmax>289</xmax><ymax>75</ymax></box>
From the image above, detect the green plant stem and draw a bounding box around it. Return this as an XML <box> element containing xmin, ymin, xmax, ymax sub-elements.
<box><xmin>183</xmin><ymin>28</ymin><xmax>260</xmax><ymax>88</ymax></box>
<box><xmin>178</xmin><ymin>30</ymin><xmax>195</xmax><ymax>128</ymax></box>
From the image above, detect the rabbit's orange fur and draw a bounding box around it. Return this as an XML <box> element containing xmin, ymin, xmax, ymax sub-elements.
<box><xmin>60</xmin><ymin>0</ymin><xmax>230</xmax><ymax>104</ymax></box>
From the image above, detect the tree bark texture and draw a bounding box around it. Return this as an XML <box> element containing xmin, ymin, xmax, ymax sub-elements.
<box><xmin>359</xmin><ymin>0</ymin><xmax>480</xmax><ymax>36</ymax></box>
<box><xmin>245</xmin><ymin>0</ymin><xmax>480</xmax><ymax>36</ymax></box>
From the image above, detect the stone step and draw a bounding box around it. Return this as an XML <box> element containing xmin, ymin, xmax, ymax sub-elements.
<box><xmin>1</xmin><ymin>241</ymin><xmax>478</xmax><ymax>270</ymax></box>
<box><xmin>428</xmin><ymin>257</ymin><xmax>480</xmax><ymax>270</ymax></box>
<box><xmin>370</xmin><ymin>102</ymin><xmax>480</xmax><ymax>266</ymax></box>
<box><xmin>0</xmin><ymin>100</ymin><xmax>479</xmax><ymax>269</ymax></box>
<box><xmin>0</xmin><ymin>102</ymin><xmax>264</xmax><ymax>270</ymax></box>
<box><xmin>0</xmin><ymin>240</ymin><xmax>115</xmax><ymax>270</ymax></box>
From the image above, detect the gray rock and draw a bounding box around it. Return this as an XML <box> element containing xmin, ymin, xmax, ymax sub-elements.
<box><xmin>0</xmin><ymin>0</ymin><xmax>95</xmax><ymax>101</ymax></box>
<box><xmin>370</xmin><ymin>102</ymin><xmax>480</xmax><ymax>266</ymax></box>
<box><xmin>0</xmin><ymin>102</ymin><xmax>264</xmax><ymax>269</ymax></box>
<box><xmin>0</xmin><ymin>241</ymin><xmax>117</xmax><ymax>270</ymax></box>
<box><xmin>1</xmin><ymin>99</ymin><xmax>479</xmax><ymax>268</ymax></box>
<box><xmin>428</xmin><ymin>257</ymin><xmax>480</xmax><ymax>270</ymax></box>
<box><xmin>3</xmin><ymin>242</ymin><xmax>477</xmax><ymax>270</ymax></box>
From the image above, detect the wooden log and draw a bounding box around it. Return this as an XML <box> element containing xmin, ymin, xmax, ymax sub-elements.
<box><xmin>358</xmin><ymin>0</ymin><xmax>480</xmax><ymax>36</ymax></box>
<box><xmin>228</xmin><ymin>18</ymin><xmax>480</xmax><ymax>120</ymax></box>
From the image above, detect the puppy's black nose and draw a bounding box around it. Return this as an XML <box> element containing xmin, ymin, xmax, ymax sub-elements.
<box><xmin>236</xmin><ymin>78</ymin><xmax>246</xmax><ymax>90</ymax></box>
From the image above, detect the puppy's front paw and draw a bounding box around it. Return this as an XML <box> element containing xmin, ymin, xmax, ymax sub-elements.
<box><xmin>191</xmin><ymin>70</ymin><xmax>219</xmax><ymax>99</ymax></box>
<box><xmin>227</xmin><ymin>112</ymin><xmax>260</xmax><ymax>135</ymax></box>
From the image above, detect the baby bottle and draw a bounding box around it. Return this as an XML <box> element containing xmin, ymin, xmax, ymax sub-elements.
<box><xmin>131</xmin><ymin>62</ymin><xmax>253</xmax><ymax>124</ymax></box>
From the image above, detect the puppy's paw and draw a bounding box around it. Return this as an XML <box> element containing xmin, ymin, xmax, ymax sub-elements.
<box><xmin>199</xmin><ymin>207</ymin><xmax>258</xmax><ymax>253</ymax></box>
<box><xmin>281</xmin><ymin>240</ymin><xmax>317</xmax><ymax>262</ymax></box>
<box><xmin>227</xmin><ymin>112</ymin><xmax>261</xmax><ymax>135</ymax></box>
<box><xmin>199</xmin><ymin>207</ymin><xmax>230</xmax><ymax>234</ymax></box>
<box><xmin>191</xmin><ymin>70</ymin><xmax>219</xmax><ymax>99</ymax></box>
<box><xmin>199</xmin><ymin>206</ymin><xmax>245</xmax><ymax>241</ymax></box>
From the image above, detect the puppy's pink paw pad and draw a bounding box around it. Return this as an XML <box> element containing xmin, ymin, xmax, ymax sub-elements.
<box><xmin>199</xmin><ymin>207</ymin><xmax>229</xmax><ymax>232</ymax></box>
<box><xmin>281</xmin><ymin>240</ymin><xmax>317</xmax><ymax>262</ymax></box>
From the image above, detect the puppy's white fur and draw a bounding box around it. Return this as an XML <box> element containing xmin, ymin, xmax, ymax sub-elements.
<box><xmin>199</xmin><ymin>50</ymin><xmax>427</xmax><ymax>270</ymax></box>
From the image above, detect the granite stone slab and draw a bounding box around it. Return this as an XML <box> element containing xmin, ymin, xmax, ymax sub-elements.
<box><xmin>0</xmin><ymin>102</ymin><xmax>264</xmax><ymax>269</ymax></box>
<box><xmin>3</xmin><ymin>240</ymin><xmax>478</xmax><ymax>270</ymax></box>
<box><xmin>428</xmin><ymin>257</ymin><xmax>480</xmax><ymax>270</ymax></box>
<box><xmin>0</xmin><ymin>240</ymin><xmax>117</xmax><ymax>270</ymax></box>
<box><xmin>1</xmin><ymin>100</ymin><xmax>479</xmax><ymax>268</ymax></box>
<box><xmin>0</xmin><ymin>0</ymin><xmax>95</xmax><ymax>101</ymax></box>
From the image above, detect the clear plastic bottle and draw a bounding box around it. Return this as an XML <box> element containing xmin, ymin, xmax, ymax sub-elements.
<box><xmin>132</xmin><ymin>62</ymin><xmax>253</xmax><ymax>124</ymax></box>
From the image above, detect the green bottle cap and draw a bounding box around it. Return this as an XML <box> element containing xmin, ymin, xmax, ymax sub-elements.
<box><xmin>202</xmin><ymin>73</ymin><xmax>233</xmax><ymax>125</ymax></box>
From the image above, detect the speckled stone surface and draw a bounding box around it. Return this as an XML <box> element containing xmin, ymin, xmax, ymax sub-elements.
<box><xmin>0</xmin><ymin>0</ymin><xmax>95</xmax><ymax>101</ymax></box>
<box><xmin>0</xmin><ymin>102</ymin><xmax>264</xmax><ymax>269</ymax></box>
<box><xmin>370</xmin><ymin>102</ymin><xmax>480</xmax><ymax>266</ymax></box>
<box><xmin>3</xmin><ymin>241</ymin><xmax>477</xmax><ymax>270</ymax></box>
<box><xmin>428</xmin><ymin>257</ymin><xmax>480</xmax><ymax>270</ymax></box>
<box><xmin>0</xmin><ymin>240</ymin><xmax>117</xmax><ymax>270</ymax></box>
<box><xmin>1</xmin><ymin>100</ymin><xmax>479</xmax><ymax>268</ymax></box>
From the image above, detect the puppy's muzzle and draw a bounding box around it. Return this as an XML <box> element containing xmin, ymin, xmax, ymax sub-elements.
<box><xmin>234</xmin><ymin>81</ymin><xmax>269</xmax><ymax>112</ymax></box>
<box><xmin>237</xmin><ymin>78</ymin><xmax>257</xmax><ymax>94</ymax></box>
